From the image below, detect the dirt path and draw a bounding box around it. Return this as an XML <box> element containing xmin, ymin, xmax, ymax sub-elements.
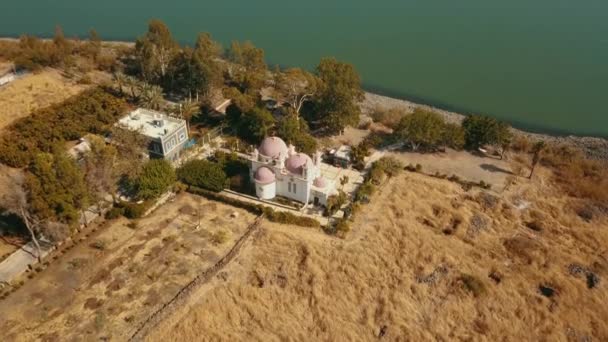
<box><xmin>130</xmin><ymin>215</ymin><xmax>265</xmax><ymax>341</ymax></box>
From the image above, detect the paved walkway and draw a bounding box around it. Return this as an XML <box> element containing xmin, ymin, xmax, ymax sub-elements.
<box><xmin>0</xmin><ymin>239</ymin><xmax>54</xmax><ymax>283</ymax></box>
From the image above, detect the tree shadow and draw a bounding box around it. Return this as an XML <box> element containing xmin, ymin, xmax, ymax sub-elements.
<box><xmin>480</xmin><ymin>163</ymin><xmax>513</xmax><ymax>175</ymax></box>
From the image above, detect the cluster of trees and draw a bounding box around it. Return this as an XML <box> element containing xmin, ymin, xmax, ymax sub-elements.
<box><xmin>392</xmin><ymin>109</ymin><xmax>512</xmax><ymax>157</ymax></box>
<box><xmin>0</xmin><ymin>88</ymin><xmax>128</xmax><ymax>168</ymax></box>
<box><xmin>0</xmin><ymin>26</ymin><xmax>119</xmax><ymax>72</ymax></box>
<box><xmin>131</xmin><ymin>20</ymin><xmax>224</xmax><ymax>104</ymax></box>
<box><xmin>394</xmin><ymin>109</ymin><xmax>466</xmax><ymax>151</ymax></box>
<box><xmin>130</xmin><ymin>20</ymin><xmax>364</xmax><ymax>149</ymax></box>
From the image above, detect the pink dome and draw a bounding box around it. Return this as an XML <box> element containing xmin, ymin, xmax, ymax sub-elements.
<box><xmin>285</xmin><ymin>153</ymin><xmax>312</xmax><ymax>175</ymax></box>
<box><xmin>254</xmin><ymin>166</ymin><xmax>275</xmax><ymax>184</ymax></box>
<box><xmin>258</xmin><ymin>137</ymin><xmax>287</xmax><ymax>158</ymax></box>
<box><xmin>313</xmin><ymin>177</ymin><xmax>327</xmax><ymax>188</ymax></box>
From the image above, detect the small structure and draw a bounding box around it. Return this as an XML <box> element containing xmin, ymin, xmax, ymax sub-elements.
<box><xmin>67</xmin><ymin>137</ymin><xmax>92</xmax><ymax>161</ymax></box>
<box><xmin>328</xmin><ymin>145</ymin><xmax>353</xmax><ymax>168</ymax></box>
<box><xmin>0</xmin><ymin>72</ymin><xmax>16</xmax><ymax>87</ymax></box>
<box><xmin>249</xmin><ymin>137</ymin><xmax>337</xmax><ymax>206</ymax></box>
<box><xmin>116</xmin><ymin>108</ymin><xmax>189</xmax><ymax>161</ymax></box>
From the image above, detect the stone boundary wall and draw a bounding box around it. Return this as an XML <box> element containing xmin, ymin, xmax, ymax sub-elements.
<box><xmin>129</xmin><ymin>214</ymin><xmax>264</xmax><ymax>341</ymax></box>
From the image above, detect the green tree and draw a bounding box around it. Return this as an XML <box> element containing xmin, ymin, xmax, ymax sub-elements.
<box><xmin>462</xmin><ymin>115</ymin><xmax>510</xmax><ymax>150</ymax></box>
<box><xmin>138</xmin><ymin>83</ymin><xmax>164</xmax><ymax>110</ymax></box>
<box><xmin>110</xmin><ymin>126</ymin><xmax>148</xmax><ymax>178</ymax></box>
<box><xmin>177</xmin><ymin>159</ymin><xmax>227</xmax><ymax>192</ymax></box>
<box><xmin>26</xmin><ymin>150</ymin><xmax>90</xmax><ymax>226</ymax></box>
<box><xmin>170</xmin><ymin>34</ymin><xmax>223</xmax><ymax>100</ymax></box>
<box><xmin>395</xmin><ymin>110</ymin><xmax>445</xmax><ymax>151</ymax></box>
<box><xmin>529</xmin><ymin>141</ymin><xmax>546</xmax><ymax>179</ymax></box>
<box><xmin>239</xmin><ymin>107</ymin><xmax>275</xmax><ymax>143</ymax></box>
<box><xmin>276</xmin><ymin>114</ymin><xmax>317</xmax><ymax>155</ymax></box>
<box><xmin>496</xmin><ymin>123</ymin><xmax>513</xmax><ymax>159</ymax></box>
<box><xmin>135</xmin><ymin>19</ymin><xmax>178</xmax><ymax>83</ymax></box>
<box><xmin>84</xmin><ymin>135</ymin><xmax>119</xmax><ymax>207</ymax></box>
<box><xmin>136</xmin><ymin>159</ymin><xmax>176</xmax><ymax>200</ymax></box>
<box><xmin>227</xmin><ymin>41</ymin><xmax>267</xmax><ymax>94</ymax></box>
<box><xmin>273</xmin><ymin>68</ymin><xmax>320</xmax><ymax>116</ymax></box>
<box><xmin>314</xmin><ymin>58</ymin><xmax>364</xmax><ymax>134</ymax></box>
<box><xmin>441</xmin><ymin>122</ymin><xmax>466</xmax><ymax>150</ymax></box>
<box><xmin>175</xmin><ymin>98</ymin><xmax>200</xmax><ymax>134</ymax></box>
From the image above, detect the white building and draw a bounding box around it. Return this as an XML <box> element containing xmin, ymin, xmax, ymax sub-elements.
<box><xmin>116</xmin><ymin>108</ymin><xmax>189</xmax><ymax>161</ymax></box>
<box><xmin>250</xmin><ymin>137</ymin><xmax>337</xmax><ymax>206</ymax></box>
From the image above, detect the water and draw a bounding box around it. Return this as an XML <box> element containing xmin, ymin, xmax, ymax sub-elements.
<box><xmin>2</xmin><ymin>0</ymin><xmax>607</xmax><ymax>137</ymax></box>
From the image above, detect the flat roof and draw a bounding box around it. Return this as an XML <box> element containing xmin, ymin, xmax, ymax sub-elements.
<box><xmin>117</xmin><ymin>108</ymin><xmax>184</xmax><ymax>140</ymax></box>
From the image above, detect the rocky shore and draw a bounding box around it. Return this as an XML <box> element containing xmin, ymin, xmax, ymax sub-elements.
<box><xmin>361</xmin><ymin>92</ymin><xmax>608</xmax><ymax>160</ymax></box>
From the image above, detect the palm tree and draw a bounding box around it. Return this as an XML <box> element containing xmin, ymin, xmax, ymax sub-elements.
<box><xmin>139</xmin><ymin>83</ymin><xmax>164</xmax><ymax>110</ymax></box>
<box><xmin>528</xmin><ymin>141</ymin><xmax>546</xmax><ymax>179</ymax></box>
<box><xmin>113</xmin><ymin>72</ymin><xmax>127</xmax><ymax>96</ymax></box>
<box><xmin>125</xmin><ymin>76</ymin><xmax>140</xmax><ymax>101</ymax></box>
<box><xmin>179</xmin><ymin>98</ymin><xmax>200</xmax><ymax>134</ymax></box>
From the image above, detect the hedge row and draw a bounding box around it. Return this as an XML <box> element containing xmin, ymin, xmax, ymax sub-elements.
<box><xmin>106</xmin><ymin>200</ymin><xmax>153</xmax><ymax>220</ymax></box>
<box><xmin>0</xmin><ymin>87</ymin><xmax>127</xmax><ymax>168</ymax></box>
<box><xmin>187</xmin><ymin>186</ymin><xmax>320</xmax><ymax>228</ymax></box>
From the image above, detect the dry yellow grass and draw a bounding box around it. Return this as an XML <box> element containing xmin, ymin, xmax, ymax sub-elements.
<box><xmin>0</xmin><ymin>193</ymin><xmax>257</xmax><ymax>341</ymax></box>
<box><xmin>0</xmin><ymin>68</ymin><xmax>88</xmax><ymax>131</ymax></box>
<box><xmin>0</xmin><ymin>61</ymin><xmax>13</xmax><ymax>75</ymax></box>
<box><xmin>150</xmin><ymin>170</ymin><xmax>608</xmax><ymax>341</ymax></box>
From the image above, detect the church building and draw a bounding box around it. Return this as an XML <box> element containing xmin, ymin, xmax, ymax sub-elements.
<box><xmin>249</xmin><ymin>137</ymin><xmax>337</xmax><ymax>206</ymax></box>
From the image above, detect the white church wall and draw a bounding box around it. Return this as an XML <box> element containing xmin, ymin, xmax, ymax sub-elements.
<box><xmin>255</xmin><ymin>181</ymin><xmax>276</xmax><ymax>200</ymax></box>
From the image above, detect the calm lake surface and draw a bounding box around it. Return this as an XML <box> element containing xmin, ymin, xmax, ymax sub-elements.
<box><xmin>2</xmin><ymin>0</ymin><xmax>607</xmax><ymax>137</ymax></box>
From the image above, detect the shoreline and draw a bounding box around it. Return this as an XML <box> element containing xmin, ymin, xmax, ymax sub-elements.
<box><xmin>1</xmin><ymin>36</ymin><xmax>606</xmax><ymax>159</ymax></box>
<box><xmin>361</xmin><ymin>92</ymin><xmax>608</xmax><ymax>160</ymax></box>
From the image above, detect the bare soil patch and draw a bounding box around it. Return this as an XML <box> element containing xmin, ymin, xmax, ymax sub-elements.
<box><xmin>387</xmin><ymin>148</ymin><xmax>512</xmax><ymax>188</ymax></box>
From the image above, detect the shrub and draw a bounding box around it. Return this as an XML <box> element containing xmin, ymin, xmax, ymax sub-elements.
<box><xmin>178</xmin><ymin>160</ymin><xmax>227</xmax><ymax>192</ymax></box>
<box><xmin>89</xmin><ymin>240</ymin><xmax>106</xmax><ymax>250</ymax></box>
<box><xmin>325</xmin><ymin>191</ymin><xmax>347</xmax><ymax>217</ymax></box>
<box><xmin>369</xmin><ymin>157</ymin><xmax>403</xmax><ymax>184</ymax></box>
<box><xmin>173</xmin><ymin>181</ymin><xmax>188</xmax><ymax>194</ymax></box>
<box><xmin>211</xmin><ymin>229</ymin><xmax>231</xmax><ymax>244</ymax></box>
<box><xmin>335</xmin><ymin>219</ymin><xmax>351</xmax><ymax>237</ymax></box>
<box><xmin>458</xmin><ymin>274</ymin><xmax>486</xmax><ymax>297</ymax></box>
<box><xmin>370</xmin><ymin>106</ymin><xmax>404</xmax><ymax>128</ymax></box>
<box><xmin>355</xmin><ymin>182</ymin><xmax>375</xmax><ymax>202</ymax></box>
<box><xmin>105</xmin><ymin>207</ymin><xmax>124</xmax><ymax>220</ymax></box>
<box><xmin>136</xmin><ymin>159</ymin><xmax>176</xmax><ymax>200</ymax></box>
<box><xmin>119</xmin><ymin>201</ymin><xmax>151</xmax><ymax>219</ymax></box>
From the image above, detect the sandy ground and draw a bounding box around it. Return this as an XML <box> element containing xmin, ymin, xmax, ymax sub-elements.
<box><xmin>149</xmin><ymin>167</ymin><xmax>608</xmax><ymax>341</ymax></box>
<box><xmin>0</xmin><ymin>68</ymin><xmax>88</xmax><ymax>131</ymax></box>
<box><xmin>387</xmin><ymin>148</ymin><xmax>512</xmax><ymax>188</ymax></box>
<box><xmin>0</xmin><ymin>193</ymin><xmax>257</xmax><ymax>341</ymax></box>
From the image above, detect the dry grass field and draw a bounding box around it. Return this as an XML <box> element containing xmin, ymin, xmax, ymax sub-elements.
<box><xmin>150</xmin><ymin>169</ymin><xmax>608</xmax><ymax>341</ymax></box>
<box><xmin>0</xmin><ymin>193</ymin><xmax>257</xmax><ymax>341</ymax></box>
<box><xmin>0</xmin><ymin>68</ymin><xmax>88</xmax><ymax>131</ymax></box>
<box><xmin>0</xmin><ymin>61</ymin><xmax>13</xmax><ymax>75</ymax></box>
